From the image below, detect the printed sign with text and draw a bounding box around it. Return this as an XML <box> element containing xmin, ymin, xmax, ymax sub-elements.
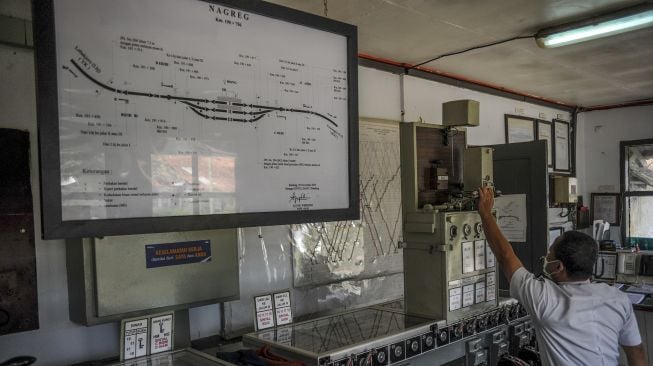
<box><xmin>150</xmin><ymin>314</ymin><xmax>173</xmax><ymax>354</ymax></box>
<box><xmin>145</xmin><ymin>240</ymin><xmax>211</xmax><ymax>268</ymax></box>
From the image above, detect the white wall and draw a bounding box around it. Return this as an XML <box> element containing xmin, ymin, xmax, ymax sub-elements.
<box><xmin>358</xmin><ymin>67</ymin><xmax>402</xmax><ymax>121</ymax></box>
<box><xmin>357</xmin><ymin>69</ymin><xmax>573</xmax><ymax>142</ymax></box>
<box><xmin>402</xmin><ymin>75</ymin><xmax>571</xmax><ymax>146</ymax></box>
<box><xmin>576</xmin><ymin>105</ymin><xmax>653</xmax><ymax>244</ymax></box>
<box><xmin>0</xmin><ymin>44</ymin><xmax>121</xmax><ymax>365</ymax></box>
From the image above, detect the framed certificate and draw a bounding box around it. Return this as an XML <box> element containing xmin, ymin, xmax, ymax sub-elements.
<box><xmin>505</xmin><ymin>115</ymin><xmax>535</xmax><ymax>144</ymax></box>
<box><xmin>537</xmin><ymin>120</ymin><xmax>553</xmax><ymax>168</ymax></box>
<box><xmin>591</xmin><ymin>193</ymin><xmax>620</xmax><ymax>226</ymax></box>
<box><xmin>553</xmin><ymin>119</ymin><xmax>570</xmax><ymax>172</ymax></box>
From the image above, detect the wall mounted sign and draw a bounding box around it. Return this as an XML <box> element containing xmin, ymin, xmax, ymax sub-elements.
<box><xmin>33</xmin><ymin>0</ymin><xmax>359</xmax><ymax>239</ymax></box>
<box><xmin>273</xmin><ymin>291</ymin><xmax>293</xmax><ymax>326</ymax></box>
<box><xmin>254</xmin><ymin>294</ymin><xmax>275</xmax><ymax>331</ymax></box>
<box><xmin>495</xmin><ymin>194</ymin><xmax>528</xmax><ymax>243</ymax></box>
<box><xmin>150</xmin><ymin>312</ymin><xmax>174</xmax><ymax>354</ymax></box>
<box><xmin>145</xmin><ymin>240</ymin><xmax>211</xmax><ymax>268</ymax></box>
<box><xmin>120</xmin><ymin>311</ymin><xmax>174</xmax><ymax>360</ymax></box>
<box><xmin>254</xmin><ymin>290</ymin><xmax>293</xmax><ymax>330</ymax></box>
<box><xmin>120</xmin><ymin>317</ymin><xmax>149</xmax><ymax>360</ymax></box>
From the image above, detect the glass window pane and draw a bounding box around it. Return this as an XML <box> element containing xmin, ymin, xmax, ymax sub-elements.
<box><xmin>626</xmin><ymin>144</ymin><xmax>653</xmax><ymax>191</ymax></box>
<box><xmin>625</xmin><ymin>196</ymin><xmax>653</xmax><ymax>249</ymax></box>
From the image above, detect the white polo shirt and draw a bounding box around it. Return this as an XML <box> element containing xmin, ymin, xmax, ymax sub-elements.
<box><xmin>510</xmin><ymin>267</ymin><xmax>641</xmax><ymax>366</ymax></box>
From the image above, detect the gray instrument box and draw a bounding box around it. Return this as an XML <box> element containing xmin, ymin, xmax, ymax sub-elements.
<box><xmin>463</xmin><ymin>147</ymin><xmax>494</xmax><ymax>190</ymax></box>
<box><xmin>442</xmin><ymin>100</ymin><xmax>480</xmax><ymax>127</ymax></box>
<box><xmin>404</xmin><ymin>211</ymin><xmax>498</xmax><ymax>322</ymax></box>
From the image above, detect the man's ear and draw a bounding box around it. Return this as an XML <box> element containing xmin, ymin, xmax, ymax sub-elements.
<box><xmin>554</xmin><ymin>260</ymin><xmax>564</xmax><ymax>273</ymax></box>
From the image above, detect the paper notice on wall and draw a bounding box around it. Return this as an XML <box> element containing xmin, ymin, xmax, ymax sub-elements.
<box><xmin>494</xmin><ymin>194</ymin><xmax>527</xmax><ymax>242</ymax></box>
<box><xmin>275</xmin><ymin>306</ymin><xmax>293</xmax><ymax>326</ymax></box>
<box><xmin>255</xmin><ymin>295</ymin><xmax>273</xmax><ymax>312</ymax></box>
<box><xmin>273</xmin><ymin>291</ymin><xmax>294</xmax><ymax>326</ymax></box>
<box><xmin>254</xmin><ymin>294</ymin><xmax>276</xmax><ymax>330</ymax></box>
<box><xmin>256</xmin><ymin>310</ymin><xmax>275</xmax><ymax>330</ymax></box>
<box><xmin>274</xmin><ymin>292</ymin><xmax>291</xmax><ymax>308</ymax></box>
<box><xmin>122</xmin><ymin>318</ymin><xmax>148</xmax><ymax>360</ymax></box>
<box><xmin>150</xmin><ymin>313</ymin><xmax>173</xmax><ymax>354</ymax></box>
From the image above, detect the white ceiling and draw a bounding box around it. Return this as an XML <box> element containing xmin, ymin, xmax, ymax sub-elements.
<box><xmin>268</xmin><ymin>0</ymin><xmax>653</xmax><ymax>108</ymax></box>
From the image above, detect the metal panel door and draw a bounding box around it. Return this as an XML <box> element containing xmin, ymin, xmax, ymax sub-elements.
<box><xmin>491</xmin><ymin>141</ymin><xmax>548</xmax><ymax>292</ymax></box>
<box><xmin>0</xmin><ymin>128</ymin><xmax>39</xmax><ymax>335</ymax></box>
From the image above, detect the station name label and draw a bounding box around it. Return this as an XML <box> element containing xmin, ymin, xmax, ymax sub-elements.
<box><xmin>145</xmin><ymin>240</ymin><xmax>211</xmax><ymax>268</ymax></box>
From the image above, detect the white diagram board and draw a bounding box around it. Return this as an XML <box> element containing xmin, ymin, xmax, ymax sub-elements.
<box><xmin>292</xmin><ymin>120</ymin><xmax>403</xmax><ymax>287</ymax></box>
<box><xmin>40</xmin><ymin>0</ymin><xmax>356</xmax><ymax>237</ymax></box>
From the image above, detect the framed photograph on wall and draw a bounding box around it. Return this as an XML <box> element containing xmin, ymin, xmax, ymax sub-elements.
<box><xmin>553</xmin><ymin>119</ymin><xmax>570</xmax><ymax>172</ymax></box>
<box><xmin>505</xmin><ymin>115</ymin><xmax>535</xmax><ymax>144</ymax></box>
<box><xmin>537</xmin><ymin>120</ymin><xmax>553</xmax><ymax>168</ymax></box>
<box><xmin>591</xmin><ymin>193</ymin><xmax>621</xmax><ymax>226</ymax></box>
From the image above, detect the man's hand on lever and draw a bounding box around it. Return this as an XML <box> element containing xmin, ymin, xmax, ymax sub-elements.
<box><xmin>477</xmin><ymin>187</ymin><xmax>523</xmax><ymax>282</ymax></box>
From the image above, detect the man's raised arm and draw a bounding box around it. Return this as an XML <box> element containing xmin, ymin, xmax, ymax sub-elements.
<box><xmin>478</xmin><ymin>187</ymin><xmax>523</xmax><ymax>282</ymax></box>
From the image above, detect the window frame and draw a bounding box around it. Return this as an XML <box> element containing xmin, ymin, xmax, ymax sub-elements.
<box><xmin>620</xmin><ymin>138</ymin><xmax>653</xmax><ymax>247</ymax></box>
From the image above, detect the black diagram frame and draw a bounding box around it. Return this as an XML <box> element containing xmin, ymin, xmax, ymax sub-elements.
<box><xmin>33</xmin><ymin>0</ymin><xmax>359</xmax><ymax>239</ymax></box>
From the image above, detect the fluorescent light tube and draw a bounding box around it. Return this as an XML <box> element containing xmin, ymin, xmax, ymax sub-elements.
<box><xmin>537</xmin><ymin>7</ymin><xmax>653</xmax><ymax>48</ymax></box>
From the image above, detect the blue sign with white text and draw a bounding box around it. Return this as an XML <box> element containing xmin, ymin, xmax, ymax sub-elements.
<box><xmin>145</xmin><ymin>240</ymin><xmax>212</xmax><ymax>268</ymax></box>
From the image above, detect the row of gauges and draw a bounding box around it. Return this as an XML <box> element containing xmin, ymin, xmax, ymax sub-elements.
<box><xmin>449</xmin><ymin>222</ymin><xmax>484</xmax><ymax>240</ymax></box>
<box><xmin>322</xmin><ymin>303</ymin><xmax>528</xmax><ymax>366</ymax></box>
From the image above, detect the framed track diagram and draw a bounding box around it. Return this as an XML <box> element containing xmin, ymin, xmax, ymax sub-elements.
<box><xmin>292</xmin><ymin>120</ymin><xmax>403</xmax><ymax>287</ymax></box>
<box><xmin>34</xmin><ymin>0</ymin><xmax>358</xmax><ymax>238</ymax></box>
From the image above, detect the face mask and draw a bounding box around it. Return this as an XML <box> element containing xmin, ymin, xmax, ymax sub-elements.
<box><xmin>542</xmin><ymin>257</ymin><xmax>562</xmax><ymax>279</ymax></box>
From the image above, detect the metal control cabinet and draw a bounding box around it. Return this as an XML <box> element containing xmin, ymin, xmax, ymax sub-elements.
<box><xmin>404</xmin><ymin>211</ymin><xmax>499</xmax><ymax>322</ymax></box>
<box><xmin>463</xmin><ymin>147</ymin><xmax>494</xmax><ymax>190</ymax></box>
<box><xmin>242</xmin><ymin>299</ymin><xmax>530</xmax><ymax>366</ymax></box>
<box><xmin>551</xmin><ymin>176</ymin><xmax>578</xmax><ymax>203</ymax></box>
<box><xmin>67</xmin><ymin>229</ymin><xmax>240</xmax><ymax>325</ymax></box>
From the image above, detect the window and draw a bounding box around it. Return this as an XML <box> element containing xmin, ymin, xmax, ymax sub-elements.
<box><xmin>622</xmin><ymin>139</ymin><xmax>653</xmax><ymax>249</ymax></box>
